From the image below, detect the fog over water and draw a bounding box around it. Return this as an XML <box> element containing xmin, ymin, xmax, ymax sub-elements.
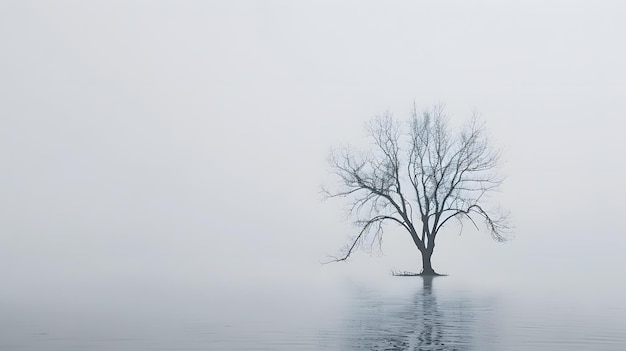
<box><xmin>1</xmin><ymin>1</ymin><xmax>626</xmax><ymax>349</ymax></box>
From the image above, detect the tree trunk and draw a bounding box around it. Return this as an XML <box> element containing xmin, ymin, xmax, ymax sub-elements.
<box><xmin>420</xmin><ymin>249</ymin><xmax>437</xmax><ymax>275</ymax></box>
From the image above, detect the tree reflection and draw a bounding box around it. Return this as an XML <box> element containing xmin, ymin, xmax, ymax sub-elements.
<box><xmin>340</xmin><ymin>277</ymin><xmax>481</xmax><ymax>350</ymax></box>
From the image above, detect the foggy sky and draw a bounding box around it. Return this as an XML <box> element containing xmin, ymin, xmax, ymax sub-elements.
<box><xmin>1</xmin><ymin>1</ymin><xmax>626</xmax><ymax>301</ymax></box>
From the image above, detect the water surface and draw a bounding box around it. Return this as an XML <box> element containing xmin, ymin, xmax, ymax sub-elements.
<box><xmin>3</xmin><ymin>276</ymin><xmax>625</xmax><ymax>350</ymax></box>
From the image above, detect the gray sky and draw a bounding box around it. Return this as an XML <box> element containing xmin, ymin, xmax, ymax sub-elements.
<box><xmin>1</xmin><ymin>1</ymin><xmax>625</xmax><ymax>299</ymax></box>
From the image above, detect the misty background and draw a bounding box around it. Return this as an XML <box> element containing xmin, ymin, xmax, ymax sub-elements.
<box><xmin>2</xmin><ymin>1</ymin><xmax>626</xmax><ymax>333</ymax></box>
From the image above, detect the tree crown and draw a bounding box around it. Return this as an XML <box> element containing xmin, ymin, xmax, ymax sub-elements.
<box><xmin>323</xmin><ymin>105</ymin><xmax>510</xmax><ymax>262</ymax></box>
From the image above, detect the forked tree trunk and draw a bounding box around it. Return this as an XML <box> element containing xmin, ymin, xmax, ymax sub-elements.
<box><xmin>420</xmin><ymin>248</ymin><xmax>437</xmax><ymax>275</ymax></box>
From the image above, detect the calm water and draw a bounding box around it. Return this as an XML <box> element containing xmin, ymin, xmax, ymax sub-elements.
<box><xmin>3</xmin><ymin>276</ymin><xmax>626</xmax><ymax>350</ymax></box>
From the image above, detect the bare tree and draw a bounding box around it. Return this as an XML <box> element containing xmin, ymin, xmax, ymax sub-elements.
<box><xmin>323</xmin><ymin>105</ymin><xmax>510</xmax><ymax>275</ymax></box>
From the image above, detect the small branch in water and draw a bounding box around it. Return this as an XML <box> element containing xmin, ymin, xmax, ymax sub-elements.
<box><xmin>390</xmin><ymin>268</ymin><xmax>447</xmax><ymax>276</ymax></box>
<box><xmin>390</xmin><ymin>269</ymin><xmax>419</xmax><ymax>276</ymax></box>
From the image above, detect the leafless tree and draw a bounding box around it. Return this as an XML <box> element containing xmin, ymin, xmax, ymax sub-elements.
<box><xmin>323</xmin><ymin>105</ymin><xmax>510</xmax><ymax>275</ymax></box>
